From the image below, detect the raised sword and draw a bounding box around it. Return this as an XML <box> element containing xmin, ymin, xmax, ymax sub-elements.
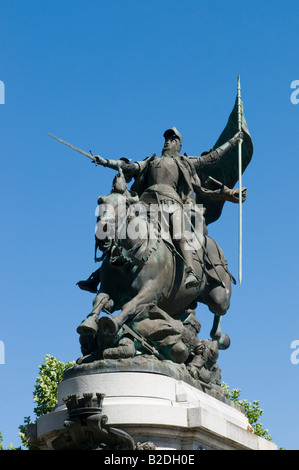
<box><xmin>47</xmin><ymin>132</ymin><xmax>99</xmax><ymax>163</ymax></box>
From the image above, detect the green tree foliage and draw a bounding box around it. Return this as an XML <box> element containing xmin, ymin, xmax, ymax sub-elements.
<box><xmin>222</xmin><ymin>384</ymin><xmax>272</xmax><ymax>441</ymax></box>
<box><xmin>19</xmin><ymin>354</ymin><xmax>74</xmax><ymax>449</ymax></box>
<box><xmin>32</xmin><ymin>354</ymin><xmax>74</xmax><ymax>417</ymax></box>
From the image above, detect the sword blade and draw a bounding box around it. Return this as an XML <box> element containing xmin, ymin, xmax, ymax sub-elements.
<box><xmin>47</xmin><ymin>132</ymin><xmax>96</xmax><ymax>161</ymax></box>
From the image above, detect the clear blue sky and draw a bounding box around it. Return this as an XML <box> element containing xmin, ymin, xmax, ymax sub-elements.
<box><xmin>1</xmin><ymin>0</ymin><xmax>298</xmax><ymax>450</ymax></box>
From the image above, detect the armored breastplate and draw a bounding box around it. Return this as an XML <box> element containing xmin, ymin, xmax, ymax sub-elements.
<box><xmin>146</xmin><ymin>156</ymin><xmax>179</xmax><ymax>190</ymax></box>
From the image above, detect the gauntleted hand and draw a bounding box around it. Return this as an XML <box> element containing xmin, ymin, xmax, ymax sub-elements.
<box><xmin>224</xmin><ymin>186</ymin><xmax>247</xmax><ymax>203</ymax></box>
<box><xmin>93</xmin><ymin>155</ymin><xmax>107</xmax><ymax>166</ymax></box>
<box><xmin>233</xmin><ymin>131</ymin><xmax>244</xmax><ymax>142</ymax></box>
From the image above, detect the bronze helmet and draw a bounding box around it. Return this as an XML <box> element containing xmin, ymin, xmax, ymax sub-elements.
<box><xmin>163</xmin><ymin>127</ymin><xmax>182</xmax><ymax>151</ymax></box>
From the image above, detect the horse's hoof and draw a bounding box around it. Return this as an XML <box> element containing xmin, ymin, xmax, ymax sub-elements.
<box><xmin>217</xmin><ymin>334</ymin><xmax>231</xmax><ymax>350</ymax></box>
<box><xmin>98</xmin><ymin>316</ymin><xmax>119</xmax><ymax>336</ymax></box>
<box><xmin>76</xmin><ymin>313</ymin><xmax>99</xmax><ymax>335</ymax></box>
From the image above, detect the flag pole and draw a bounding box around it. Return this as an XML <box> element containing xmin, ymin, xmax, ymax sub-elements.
<box><xmin>237</xmin><ymin>76</ymin><xmax>243</xmax><ymax>284</ymax></box>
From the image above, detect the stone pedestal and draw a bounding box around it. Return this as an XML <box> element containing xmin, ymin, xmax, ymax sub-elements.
<box><xmin>29</xmin><ymin>357</ymin><xmax>277</xmax><ymax>450</ymax></box>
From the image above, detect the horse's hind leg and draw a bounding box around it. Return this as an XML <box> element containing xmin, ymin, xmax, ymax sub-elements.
<box><xmin>210</xmin><ymin>314</ymin><xmax>230</xmax><ymax>350</ymax></box>
<box><xmin>202</xmin><ymin>275</ymin><xmax>232</xmax><ymax>350</ymax></box>
<box><xmin>206</xmin><ymin>283</ymin><xmax>231</xmax><ymax>316</ymax></box>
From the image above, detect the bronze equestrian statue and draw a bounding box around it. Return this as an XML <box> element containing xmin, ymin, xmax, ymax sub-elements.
<box><xmin>49</xmin><ymin>95</ymin><xmax>253</xmax><ymax>384</ymax></box>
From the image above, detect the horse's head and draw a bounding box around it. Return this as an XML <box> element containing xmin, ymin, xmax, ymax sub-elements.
<box><xmin>95</xmin><ymin>172</ymin><xmax>140</xmax><ymax>252</ymax></box>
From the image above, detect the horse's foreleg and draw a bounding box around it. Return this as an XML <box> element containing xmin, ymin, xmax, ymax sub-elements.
<box><xmin>98</xmin><ymin>280</ymin><xmax>159</xmax><ymax>335</ymax></box>
<box><xmin>92</xmin><ymin>291</ymin><xmax>114</xmax><ymax>316</ymax></box>
<box><xmin>77</xmin><ymin>291</ymin><xmax>114</xmax><ymax>335</ymax></box>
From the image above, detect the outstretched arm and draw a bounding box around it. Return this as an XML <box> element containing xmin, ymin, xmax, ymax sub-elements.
<box><xmin>93</xmin><ymin>154</ymin><xmax>155</xmax><ymax>181</ymax></box>
<box><xmin>193</xmin><ymin>131</ymin><xmax>243</xmax><ymax>169</ymax></box>
<box><xmin>93</xmin><ymin>155</ymin><xmax>140</xmax><ymax>180</ymax></box>
<box><xmin>197</xmin><ymin>175</ymin><xmax>247</xmax><ymax>203</ymax></box>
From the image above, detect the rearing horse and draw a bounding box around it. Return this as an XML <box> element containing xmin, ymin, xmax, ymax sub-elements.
<box><xmin>79</xmin><ymin>177</ymin><xmax>232</xmax><ymax>351</ymax></box>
